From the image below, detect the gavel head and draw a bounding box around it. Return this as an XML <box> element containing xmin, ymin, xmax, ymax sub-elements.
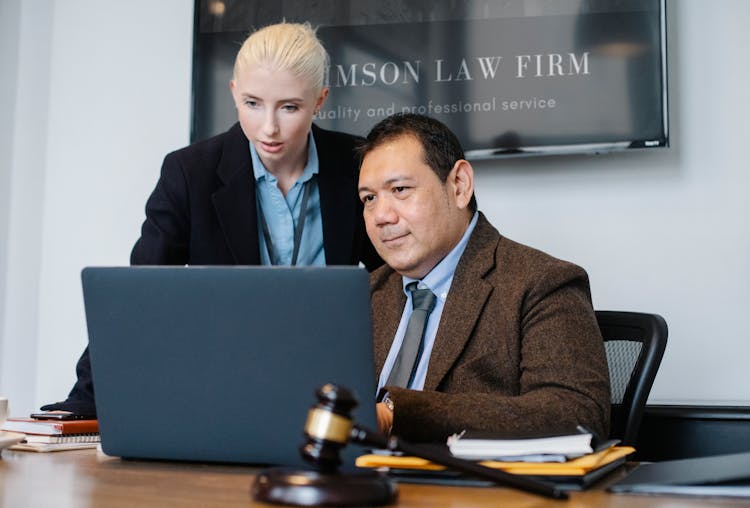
<box><xmin>299</xmin><ymin>383</ymin><xmax>358</xmax><ymax>472</ymax></box>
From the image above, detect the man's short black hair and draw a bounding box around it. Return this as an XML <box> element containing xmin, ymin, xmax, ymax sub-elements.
<box><xmin>357</xmin><ymin>113</ymin><xmax>478</xmax><ymax>212</ymax></box>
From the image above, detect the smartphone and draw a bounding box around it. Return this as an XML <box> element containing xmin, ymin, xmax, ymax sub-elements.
<box><xmin>29</xmin><ymin>412</ymin><xmax>88</xmax><ymax>420</ymax></box>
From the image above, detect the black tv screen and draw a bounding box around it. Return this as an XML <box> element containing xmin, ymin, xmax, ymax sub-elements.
<box><xmin>192</xmin><ymin>0</ymin><xmax>668</xmax><ymax>158</ymax></box>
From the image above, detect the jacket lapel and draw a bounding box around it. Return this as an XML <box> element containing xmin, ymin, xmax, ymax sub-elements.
<box><xmin>423</xmin><ymin>214</ymin><xmax>498</xmax><ymax>390</ymax></box>
<box><xmin>314</xmin><ymin>125</ymin><xmax>357</xmax><ymax>265</ymax></box>
<box><xmin>372</xmin><ymin>270</ymin><xmax>407</xmax><ymax>374</ymax></box>
<box><xmin>211</xmin><ymin>123</ymin><xmax>261</xmax><ymax>264</ymax></box>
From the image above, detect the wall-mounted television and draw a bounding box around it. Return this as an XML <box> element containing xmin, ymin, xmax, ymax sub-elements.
<box><xmin>192</xmin><ymin>0</ymin><xmax>668</xmax><ymax>158</ymax></box>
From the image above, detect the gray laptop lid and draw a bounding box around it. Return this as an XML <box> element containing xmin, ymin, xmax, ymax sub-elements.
<box><xmin>82</xmin><ymin>266</ymin><xmax>377</xmax><ymax>467</ymax></box>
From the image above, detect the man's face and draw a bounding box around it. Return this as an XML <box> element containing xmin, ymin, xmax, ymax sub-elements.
<box><xmin>230</xmin><ymin>66</ymin><xmax>328</xmax><ymax>172</ymax></box>
<box><xmin>358</xmin><ymin>135</ymin><xmax>470</xmax><ymax>279</ymax></box>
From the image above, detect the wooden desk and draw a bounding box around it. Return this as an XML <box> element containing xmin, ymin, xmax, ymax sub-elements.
<box><xmin>0</xmin><ymin>448</ymin><xmax>746</xmax><ymax>507</ymax></box>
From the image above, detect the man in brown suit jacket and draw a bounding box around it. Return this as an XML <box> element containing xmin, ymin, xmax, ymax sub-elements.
<box><xmin>358</xmin><ymin>113</ymin><xmax>610</xmax><ymax>443</ymax></box>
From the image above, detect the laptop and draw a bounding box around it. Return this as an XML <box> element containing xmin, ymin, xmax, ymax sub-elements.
<box><xmin>82</xmin><ymin>266</ymin><xmax>378</xmax><ymax>467</ymax></box>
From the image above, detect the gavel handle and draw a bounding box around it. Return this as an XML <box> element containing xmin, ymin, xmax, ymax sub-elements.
<box><xmin>350</xmin><ymin>425</ymin><xmax>568</xmax><ymax>500</ymax></box>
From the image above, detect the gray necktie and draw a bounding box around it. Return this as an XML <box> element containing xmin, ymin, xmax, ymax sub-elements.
<box><xmin>386</xmin><ymin>282</ymin><xmax>437</xmax><ymax>388</ymax></box>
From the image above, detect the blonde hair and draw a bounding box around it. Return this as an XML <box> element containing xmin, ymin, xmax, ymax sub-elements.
<box><xmin>233</xmin><ymin>22</ymin><xmax>328</xmax><ymax>93</ymax></box>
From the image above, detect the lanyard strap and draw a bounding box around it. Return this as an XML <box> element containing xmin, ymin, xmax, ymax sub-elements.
<box><xmin>258</xmin><ymin>178</ymin><xmax>314</xmax><ymax>266</ymax></box>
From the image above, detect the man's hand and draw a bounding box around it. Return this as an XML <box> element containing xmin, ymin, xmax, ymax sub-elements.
<box><xmin>376</xmin><ymin>402</ymin><xmax>393</xmax><ymax>435</ymax></box>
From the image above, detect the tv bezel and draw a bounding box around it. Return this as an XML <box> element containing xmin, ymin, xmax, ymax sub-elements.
<box><xmin>190</xmin><ymin>0</ymin><xmax>669</xmax><ymax>159</ymax></box>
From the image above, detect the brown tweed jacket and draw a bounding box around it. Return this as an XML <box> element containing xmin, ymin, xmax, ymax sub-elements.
<box><xmin>370</xmin><ymin>213</ymin><xmax>610</xmax><ymax>443</ymax></box>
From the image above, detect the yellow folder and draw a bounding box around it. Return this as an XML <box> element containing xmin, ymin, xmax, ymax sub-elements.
<box><xmin>356</xmin><ymin>445</ymin><xmax>634</xmax><ymax>477</ymax></box>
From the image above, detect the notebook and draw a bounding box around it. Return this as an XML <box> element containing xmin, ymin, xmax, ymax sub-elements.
<box><xmin>81</xmin><ymin>266</ymin><xmax>377</xmax><ymax>468</ymax></box>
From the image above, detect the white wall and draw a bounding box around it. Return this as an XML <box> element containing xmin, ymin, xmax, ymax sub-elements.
<box><xmin>474</xmin><ymin>1</ymin><xmax>750</xmax><ymax>405</ymax></box>
<box><xmin>1</xmin><ymin>0</ymin><xmax>748</xmax><ymax>415</ymax></box>
<box><xmin>0</xmin><ymin>0</ymin><xmax>19</xmax><ymax>392</ymax></box>
<box><xmin>0</xmin><ymin>0</ymin><xmax>193</xmax><ymax>415</ymax></box>
<box><xmin>1</xmin><ymin>0</ymin><xmax>52</xmax><ymax>417</ymax></box>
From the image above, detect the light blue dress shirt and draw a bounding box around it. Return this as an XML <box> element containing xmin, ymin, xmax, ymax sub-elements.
<box><xmin>250</xmin><ymin>132</ymin><xmax>326</xmax><ymax>266</ymax></box>
<box><xmin>378</xmin><ymin>212</ymin><xmax>479</xmax><ymax>393</ymax></box>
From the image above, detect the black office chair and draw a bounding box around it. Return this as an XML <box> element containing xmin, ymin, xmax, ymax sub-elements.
<box><xmin>595</xmin><ymin>311</ymin><xmax>668</xmax><ymax>446</ymax></box>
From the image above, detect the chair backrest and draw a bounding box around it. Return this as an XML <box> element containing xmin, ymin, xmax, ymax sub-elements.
<box><xmin>596</xmin><ymin>311</ymin><xmax>668</xmax><ymax>446</ymax></box>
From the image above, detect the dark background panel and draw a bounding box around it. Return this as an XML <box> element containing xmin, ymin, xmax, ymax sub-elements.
<box><xmin>192</xmin><ymin>0</ymin><xmax>667</xmax><ymax>158</ymax></box>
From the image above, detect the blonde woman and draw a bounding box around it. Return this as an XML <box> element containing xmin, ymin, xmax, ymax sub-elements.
<box><xmin>42</xmin><ymin>23</ymin><xmax>381</xmax><ymax>417</ymax></box>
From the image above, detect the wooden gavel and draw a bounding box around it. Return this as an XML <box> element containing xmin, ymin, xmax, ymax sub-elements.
<box><xmin>252</xmin><ymin>384</ymin><xmax>567</xmax><ymax>505</ymax></box>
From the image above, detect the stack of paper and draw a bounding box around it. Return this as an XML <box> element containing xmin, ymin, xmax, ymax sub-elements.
<box><xmin>447</xmin><ymin>431</ymin><xmax>594</xmax><ymax>462</ymax></box>
<box><xmin>1</xmin><ymin>417</ymin><xmax>100</xmax><ymax>453</ymax></box>
<box><xmin>356</xmin><ymin>446</ymin><xmax>635</xmax><ymax>490</ymax></box>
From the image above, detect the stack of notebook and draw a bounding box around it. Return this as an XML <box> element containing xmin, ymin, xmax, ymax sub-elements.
<box><xmin>356</xmin><ymin>431</ymin><xmax>634</xmax><ymax>491</ymax></box>
<box><xmin>1</xmin><ymin>417</ymin><xmax>100</xmax><ymax>452</ymax></box>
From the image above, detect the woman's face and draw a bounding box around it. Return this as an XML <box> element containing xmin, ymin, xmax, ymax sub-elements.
<box><xmin>230</xmin><ymin>65</ymin><xmax>328</xmax><ymax>173</ymax></box>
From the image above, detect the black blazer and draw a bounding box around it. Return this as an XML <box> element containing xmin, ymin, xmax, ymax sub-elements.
<box><xmin>130</xmin><ymin>122</ymin><xmax>380</xmax><ymax>268</ymax></box>
<box><xmin>43</xmin><ymin>123</ymin><xmax>381</xmax><ymax>416</ymax></box>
